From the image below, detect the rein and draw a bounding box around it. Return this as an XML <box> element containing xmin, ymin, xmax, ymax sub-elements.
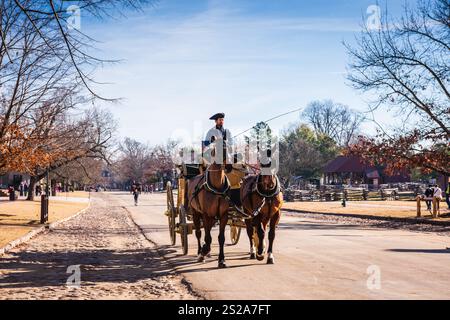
<box><xmin>204</xmin><ymin>169</ymin><xmax>230</xmax><ymax>196</ymax></box>
<box><xmin>191</xmin><ymin>167</ymin><xmax>251</xmax><ymax>219</ymax></box>
<box><xmin>245</xmin><ymin>174</ymin><xmax>281</xmax><ymax>218</ymax></box>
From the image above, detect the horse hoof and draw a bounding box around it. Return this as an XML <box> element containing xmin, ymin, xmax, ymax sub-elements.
<box><xmin>250</xmin><ymin>253</ymin><xmax>256</xmax><ymax>259</ymax></box>
<box><xmin>218</xmin><ymin>261</ymin><xmax>227</xmax><ymax>268</ymax></box>
<box><xmin>206</xmin><ymin>253</ymin><xmax>212</xmax><ymax>258</ymax></box>
<box><xmin>256</xmin><ymin>254</ymin><xmax>264</xmax><ymax>261</ymax></box>
<box><xmin>267</xmin><ymin>258</ymin><xmax>274</xmax><ymax>264</ymax></box>
<box><xmin>197</xmin><ymin>255</ymin><xmax>205</xmax><ymax>263</ymax></box>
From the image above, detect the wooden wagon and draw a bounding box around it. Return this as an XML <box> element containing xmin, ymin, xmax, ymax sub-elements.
<box><xmin>165</xmin><ymin>163</ymin><xmax>247</xmax><ymax>255</ymax></box>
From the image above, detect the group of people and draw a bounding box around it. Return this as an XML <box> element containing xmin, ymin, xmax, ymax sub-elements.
<box><xmin>424</xmin><ymin>184</ymin><xmax>450</xmax><ymax>212</ymax></box>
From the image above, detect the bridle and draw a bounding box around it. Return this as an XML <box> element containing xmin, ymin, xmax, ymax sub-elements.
<box><xmin>190</xmin><ymin>164</ymin><xmax>250</xmax><ymax>219</ymax></box>
<box><xmin>245</xmin><ymin>174</ymin><xmax>281</xmax><ymax>219</ymax></box>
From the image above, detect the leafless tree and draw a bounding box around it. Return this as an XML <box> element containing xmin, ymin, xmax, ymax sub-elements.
<box><xmin>345</xmin><ymin>0</ymin><xmax>449</xmax><ymax>174</ymax></box>
<box><xmin>0</xmin><ymin>0</ymin><xmax>154</xmax><ymax>178</ymax></box>
<box><xmin>145</xmin><ymin>140</ymin><xmax>177</xmax><ymax>181</ymax></box>
<box><xmin>345</xmin><ymin>0</ymin><xmax>449</xmax><ymax>136</ymax></box>
<box><xmin>115</xmin><ymin>138</ymin><xmax>151</xmax><ymax>184</ymax></box>
<box><xmin>53</xmin><ymin>157</ymin><xmax>106</xmax><ymax>189</ymax></box>
<box><xmin>113</xmin><ymin>138</ymin><xmax>177</xmax><ymax>187</ymax></box>
<box><xmin>302</xmin><ymin>100</ymin><xmax>365</xmax><ymax>147</ymax></box>
<box><xmin>1</xmin><ymin>0</ymin><xmax>154</xmax><ymax>100</ymax></box>
<box><xmin>24</xmin><ymin>106</ymin><xmax>117</xmax><ymax>200</ymax></box>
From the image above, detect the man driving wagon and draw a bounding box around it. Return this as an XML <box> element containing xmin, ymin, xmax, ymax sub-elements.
<box><xmin>166</xmin><ymin>112</ymin><xmax>282</xmax><ymax>267</ymax></box>
<box><xmin>203</xmin><ymin>112</ymin><xmax>247</xmax><ymax>207</ymax></box>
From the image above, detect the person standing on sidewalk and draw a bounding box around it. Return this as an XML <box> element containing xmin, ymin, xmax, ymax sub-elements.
<box><xmin>425</xmin><ymin>185</ymin><xmax>433</xmax><ymax>211</ymax></box>
<box><xmin>433</xmin><ymin>184</ymin><xmax>443</xmax><ymax>216</ymax></box>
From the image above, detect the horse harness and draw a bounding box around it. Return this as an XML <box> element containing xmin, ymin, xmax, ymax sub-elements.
<box><xmin>190</xmin><ymin>170</ymin><xmax>250</xmax><ymax>219</ymax></box>
<box><xmin>244</xmin><ymin>174</ymin><xmax>281</xmax><ymax>219</ymax></box>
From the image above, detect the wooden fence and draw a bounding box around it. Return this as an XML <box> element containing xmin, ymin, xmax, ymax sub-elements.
<box><xmin>284</xmin><ymin>188</ymin><xmax>418</xmax><ymax>202</ymax></box>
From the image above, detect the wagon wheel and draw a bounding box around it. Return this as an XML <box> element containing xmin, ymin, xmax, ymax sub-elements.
<box><xmin>229</xmin><ymin>225</ymin><xmax>241</xmax><ymax>245</ymax></box>
<box><xmin>166</xmin><ymin>182</ymin><xmax>176</xmax><ymax>246</ymax></box>
<box><xmin>179</xmin><ymin>206</ymin><xmax>189</xmax><ymax>255</ymax></box>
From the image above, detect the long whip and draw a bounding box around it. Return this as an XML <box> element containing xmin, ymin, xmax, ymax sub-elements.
<box><xmin>232</xmin><ymin>106</ymin><xmax>303</xmax><ymax>139</ymax></box>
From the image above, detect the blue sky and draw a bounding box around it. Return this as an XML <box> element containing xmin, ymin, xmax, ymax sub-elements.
<box><xmin>84</xmin><ymin>0</ymin><xmax>407</xmax><ymax>145</ymax></box>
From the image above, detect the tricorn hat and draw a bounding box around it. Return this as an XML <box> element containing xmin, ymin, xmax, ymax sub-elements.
<box><xmin>209</xmin><ymin>112</ymin><xmax>225</xmax><ymax>120</ymax></box>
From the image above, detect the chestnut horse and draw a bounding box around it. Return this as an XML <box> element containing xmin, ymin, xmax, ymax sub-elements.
<box><xmin>188</xmin><ymin>150</ymin><xmax>231</xmax><ymax>268</ymax></box>
<box><xmin>241</xmin><ymin>173</ymin><xmax>283</xmax><ymax>264</ymax></box>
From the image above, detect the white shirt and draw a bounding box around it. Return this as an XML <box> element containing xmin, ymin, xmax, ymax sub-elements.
<box><xmin>433</xmin><ymin>187</ymin><xmax>443</xmax><ymax>199</ymax></box>
<box><xmin>204</xmin><ymin>126</ymin><xmax>233</xmax><ymax>164</ymax></box>
<box><xmin>204</xmin><ymin>126</ymin><xmax>233</xmax><ymax>146</ymax></box>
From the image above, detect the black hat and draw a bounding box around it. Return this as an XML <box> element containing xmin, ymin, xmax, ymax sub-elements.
<box><xmin>209</xmin><ymin>113</ymin><xmax>225</xmax><ymax>120</ymax></box>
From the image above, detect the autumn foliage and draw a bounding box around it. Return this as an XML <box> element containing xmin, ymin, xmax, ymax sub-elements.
<box><xmin>347</xmin><ymin>130</ymin><xmax>449</xmax><ymax>176</ymax></box>
<box><xmin>0</xmin><ymin>123</ymin><xmax>57</xmax><ymax>174</ymax></box>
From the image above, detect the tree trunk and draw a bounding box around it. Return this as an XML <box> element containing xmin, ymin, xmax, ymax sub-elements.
<box><xmin>27</xmin><ymin>176</ymin><xmax>36</xmax><ymax>201</ymax></box>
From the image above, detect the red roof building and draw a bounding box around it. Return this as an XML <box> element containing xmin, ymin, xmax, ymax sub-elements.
<box><xmin>323</xmin><ymin>155</ymin><xmax>410</xmax><ymax>186</ymax></box>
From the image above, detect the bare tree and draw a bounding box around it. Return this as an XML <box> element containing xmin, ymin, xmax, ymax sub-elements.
<box><xmin>53</xmin><ymin>157</ymin><xmax>106</xmax><ymax>189</ymax></box>
<box><xmin>0</xmin><ymin>0</ymin><xmax>154</xmax><ymax>176</ymax></box>
<box><xmin>1</xmin><ymin>0</ymin><xmax>154</xmax><ymax>100</ymax></box>
<box><xmin>115</xmin><ymin>138</ymin><xmax>151</xmax><ymax>184</ymax></box>
<box><xmin>145</xmin><ymin>141</ymin><xmax>177</xmax><ymax>182</ymax></box>
<box><xmin>112</xmin><ymin>138</ymin><xmax>177</xmax><ymax>187</ymax></box>
<box><xmin>303</xmin><ymin>100</ymin><xmax>365</xmax><ymax>147</ymax></box>
<box><xmin>24</xmin><ymin>106</ymin><xmax>117</xmax><ymax>200</ymax></box>
<box><xmin>345</xmin><ymin>0</ymin><xmax>449</xmax><ymax>175</ymax></box>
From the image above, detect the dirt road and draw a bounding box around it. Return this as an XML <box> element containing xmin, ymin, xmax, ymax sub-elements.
<box><xmin>2</xmin><ymin>191</ymin><xmax>449</xmax><ymax>300</ymax></box>
<box><xmin>121</xmin><ymin>192</ymin><xmax>450</xmax><ymax>300</ymax></box>
<box><xmin>0</xmin><ymin>194</ymin><xmax>197</xmax><ymax>300</ymax></box>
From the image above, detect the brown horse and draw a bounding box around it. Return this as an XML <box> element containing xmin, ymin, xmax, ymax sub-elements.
<box><xmin>241</xmin><ymin>173</ymin><xmax>283</xmax><ymax>264</ymax></box>
<box><xmin>188</xmin><ymin>158</ymin><xmax>231</xmax><ymax>268</ymax></box>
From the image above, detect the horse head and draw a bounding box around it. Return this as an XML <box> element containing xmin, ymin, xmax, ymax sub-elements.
<box><xmin>259</xmin><ymin>174</ymin><xmax>277</xmax><ymax>192</ymax></box>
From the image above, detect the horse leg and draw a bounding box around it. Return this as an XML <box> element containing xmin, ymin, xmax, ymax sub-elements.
<box><xmin>245</xmin><ymin>219</ymin><xmax>255</xmax><ymax>259</ymax></box>
<box><xmin>218</xmin><ymin>213</ymin><xmax>228</xmax><ymax>268</ymax></box>
<box><xmin>193</xmin><ymin>213</ymin><xmax>203</xmax><ymax>262</ymax></box>
<box><xmin>267</xmin><ymin>211</ymin><xmax>280</xmax><ymax>264</ymax></box>
<box><xmin>202</xmin><ymin>217</ymin><xmax>212</xmax><ymax>258</ymax></box>
<box><xmin>256</xmin><ymin>219</ymin><xmax>266</xmax><ymax>261</ymax></box>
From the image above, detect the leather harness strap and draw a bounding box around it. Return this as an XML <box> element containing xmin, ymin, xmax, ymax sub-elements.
<box><xmin>190</xmin><ymin>170</ymin><xmax>250</xmax><ymax>219</ymax></box>
<box><xmin>243</xmin><ymin>174</ymin><xmax>281</xmax><ymax>218</ymax></box>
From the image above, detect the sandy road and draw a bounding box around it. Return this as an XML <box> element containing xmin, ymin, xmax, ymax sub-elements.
<box><xmin>0</xmin><ymin>193</ymin><xmax>197</xmax><ymax>300</ymax></box>
<box><xmin>119</xmin><ymin>192</ymin><xmax>450</xmax><ymax>300</ymax></box>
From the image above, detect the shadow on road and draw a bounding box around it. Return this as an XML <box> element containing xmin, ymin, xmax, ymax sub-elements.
<box><xmin>277</xmin><ymin>222</ymin><xmax>366</xmax><ymax>231</ymax></box>
<box><xmin>0</xmin><ymin>247</ymin><xmax>175</xmax><ymax>289</ymax></box>
<box><xmin>153</xmin><ymin>244</ymin><xmax>259</xmax><ymax>274</ymax></box>
<box><xmin>386</xmin><ymin>248</ymin><xmax>450</xmax><ymax>254</ymax></box>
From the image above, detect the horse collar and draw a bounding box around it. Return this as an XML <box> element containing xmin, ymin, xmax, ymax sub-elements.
<box><xmin>205</xmin><ymin>170</ymin><xmax>230</xmax><ymax>196</ymax></box>
<box><xmin>255</xmin><ymin>174</ymin><xmax>280</xmax><ymax>198</ymax></box>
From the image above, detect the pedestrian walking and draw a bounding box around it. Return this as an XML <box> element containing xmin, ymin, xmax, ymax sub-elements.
<box><xmin>132</xmin><ymin>183</ymin><xmax>141</xmax><ymax>206</ymax></box>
